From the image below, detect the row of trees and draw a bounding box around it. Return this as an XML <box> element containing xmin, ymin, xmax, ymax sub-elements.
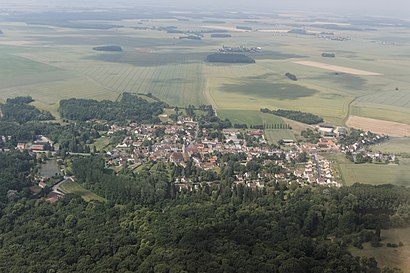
<box><xmin>261</xmin><ymin>108</ymin><xmax>324</xmax><ymax>125</ymax></box>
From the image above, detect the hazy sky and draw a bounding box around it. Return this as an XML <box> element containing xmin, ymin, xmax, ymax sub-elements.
<box><xmin>1</xmin><ymin>0</ymin><xmax>409</xmax><ymax>18</ymax></box>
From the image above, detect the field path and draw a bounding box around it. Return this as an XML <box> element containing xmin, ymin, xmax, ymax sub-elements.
<box><xmin>203</xmin><ymin>78</ymin><xmax>219</xmax><ymax>116</ymax></box>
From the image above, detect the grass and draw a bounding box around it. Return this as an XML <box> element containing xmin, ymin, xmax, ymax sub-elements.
<box><xmin>350</xmin><ymin>227</ymin><xmax>410</xmax><ymax>272</ymax></box>
<box><xmin>92</xmin><ymin>136</ymin><xmax>111</xmax><ymax>152</ymax></box>
<box><xmin>339</xmin><ymin>162</ymin><xmax>410</xmax><ymax>187</ymax></box>
<box><xmin>218</xmin><ymin>109</ymin><xmax>284</xmax><ymax>126</ymax></box>
<box><xmin>59</xmin><ymin>180</ymin><xmax>106</xmax><ymax>202</ymax></box>
<box><xmin>265</xmin><ymin>129</ymin><xmax>296</xmax><ymax>144</ymax></box>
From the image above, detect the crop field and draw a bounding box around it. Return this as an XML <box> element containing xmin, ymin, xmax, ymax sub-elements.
<box><xmin>293</xmin><ymin>60</ymin><xmax>383</xmax><ymax>76</ymax></box>
<box><xmin>346</xmin><ymin>116</ymin><xmax>410</xmax><ymax>137</ymax></box>
<box><xmin>339</xmin><ymin>161</ymin><xmax>410</xmax><ymax>186</ymax></box>
<box><xmin>265</xmin><ymin>129</ymin><xmax>296</xmax><ymax>144</ymax></box>
<box><xmin>1</xmin><ymin>15</ymin><xmax>410</xmax><ymax>134</ymax></box>
<box><xmin>59</xmin><ymin>180</ymin><xmax>106</xmax><ymax>202</ymax></box>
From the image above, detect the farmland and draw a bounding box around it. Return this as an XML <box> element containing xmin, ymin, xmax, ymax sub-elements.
<box><xmin>265</xmin><ymin>129</ymin><xmax>296</xmax><ymax>144</ymax></box>
<box><xmin>0</xmin><ymin>11</ymin><xmax>410</xmax><ymax>137</ymax></box>
<box><xmin>339</xmin><ymin>159</ymin><xmax>410</xmax><ymax>186</ymax></box>
<box><xmin>218</xmin><ymin>109</ymin><xmax>285</xmax><ymax>126</ymax></box>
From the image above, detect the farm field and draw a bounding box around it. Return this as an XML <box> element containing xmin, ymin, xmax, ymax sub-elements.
<box><xmin>218</xmin><ymin>109</ymin><xmax>285</xmax><ymax>126</ymax></box>
<box><xmin>350</xmin><ymin>227</ymin><xmax>410</xmax><ymax>272</ymax></box>
<box><xmin>371</xmin><ymin>137</ymin><xmax>410</xmax><ymax>154</ymax></box>
<box><xmin>59</xmin><ymin>180</ymin><xmax>106</xmax><ymax>202</ymax></box>
<box><xmin>293</xmin><ymin>60</ymin><xmax>383</xmax><ymax>76</ymax></box>
<box><xmin>264</xmin><ymin>129</ymin><xmax>296</xmax><ymax>144</ymax></box>
<box><xmin>339</xmin><ymin>160</ymin><xmax>410</xmax><ymax>186</ymax></box>
<box><xmin>0</xmin><ymin>13</ymin><xmax>410</xmax><ymax>129</ymax></box>
<box><xmin>346</xmin><ymin>116</ymin><xmax>410</xmax><ymax>137</ymax></box>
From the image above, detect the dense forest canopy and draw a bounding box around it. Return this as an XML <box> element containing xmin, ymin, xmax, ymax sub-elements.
<box><xmin>59</xmin><ymin>92</ymin><xmax>167</xmax><ymax>123</ymax></box>
<box><xmin>0</xmin><ymin>150</ymin><xmax>408</xmax><ymax>272</ymax></box>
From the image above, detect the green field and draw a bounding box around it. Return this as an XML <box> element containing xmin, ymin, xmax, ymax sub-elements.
<box><xmin>1</xmin><ymin>15</ymin><xmax>410</xmax><ymax>130</ymax></box>
<box><xmin>59</xmin><ymin>180</ymin><xmax>106</xmax><ymax>202</ymax></box>
<box><xmin>339</xmin><ymin>160</ymin><xmax>410</xmax><ymax>186</ymax></box>
<box><xmin>265</xmin><ymin>129</ymin><xmax>296</xmax><ymax>144</ymax></box>
<box><xmin>218</xmin><ymin>109</ymin><xmax>285</xmax><ymax>126</ymax></box>
<box><xmin>371</xmin><ymin>138</ymin><xmax>410</xmax><ymax>154</ymax></box>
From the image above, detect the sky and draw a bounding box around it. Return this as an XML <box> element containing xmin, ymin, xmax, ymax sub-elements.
<box><xmin>1</xmin><ymin>0</ymin><xmax>409</xmax><ymax>18</ymax></box>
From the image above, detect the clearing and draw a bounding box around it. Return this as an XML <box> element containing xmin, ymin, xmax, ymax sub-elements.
<box><xmin>59</xmin><ymin>180</ymin><xmax>106</xmax><ymax>202</ymax></box>
<box><xmin>350</xmin><ymin>227</ymin><xmax>410</xmax><ymax>272</ymax></box>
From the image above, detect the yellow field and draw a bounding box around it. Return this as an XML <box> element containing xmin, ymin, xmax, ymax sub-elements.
<box><xmin>346</xmin><ymin>116</ymin><xmax>410</xmax><ymax>137</ymax></box>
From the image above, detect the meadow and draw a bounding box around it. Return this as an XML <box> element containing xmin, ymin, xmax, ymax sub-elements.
<box><xmin>339</xmin><ymin>160</ymin><xmax>410</xmax><ymax>187</ymax></box>
<box><xmin>264</xmin><ymin>129</ymin><xmax>296</xmax><ymax>144</ymax></box>
<box><xmin>350</xmin><ymin>227</ymin><xmax>410</xmax><ymax>272</ymax></box>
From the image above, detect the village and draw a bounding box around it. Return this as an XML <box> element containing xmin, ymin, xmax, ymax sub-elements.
<box><xmin>1</xmin><ymin>113</ymin><xmax>395</xmax><ymax>197</ymax></box>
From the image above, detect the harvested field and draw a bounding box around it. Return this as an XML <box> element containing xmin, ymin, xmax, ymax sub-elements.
<box><xmin>346</xmin><ymin>116</ymin><xmax>410</xmax><ymax>137</ymax></box>
<box><xmin>293</xmin><ymin>61</ymin><xmax>383</xmax><ymax>76</ymax></box>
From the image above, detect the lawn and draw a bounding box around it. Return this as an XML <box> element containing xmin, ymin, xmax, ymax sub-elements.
<box><xmin>59</xmin><ymin>180</ymin><xmax>106</xmax><ymax>202</ymax></box>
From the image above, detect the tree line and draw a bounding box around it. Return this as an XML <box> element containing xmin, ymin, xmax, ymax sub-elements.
<box><xmin>261</xmin><ymin>108</ymin><xmax>324</xmax><ymax>125</ymax></box>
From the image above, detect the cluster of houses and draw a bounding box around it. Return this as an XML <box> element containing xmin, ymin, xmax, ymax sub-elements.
<box><xmin>302</xmin><ymin>155</ymin><xmax>341</xmax><ymax>187</ymax></box>
<box><xmin>103</xmin><ymin>120</ymin><xmax>344</xmax><ymax>189</ymax></box>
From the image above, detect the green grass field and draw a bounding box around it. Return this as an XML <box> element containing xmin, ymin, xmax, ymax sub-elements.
<box><xmin>218</xmin><ymin>109</ymin><xmax>285</xmax><ymax>126</ymax></box>
<box><xmin>59</xmin><ymin>180</ymin><xmax>106</xmax><ymax>202</ymax></box>
<box><xmin>339</xmin><ymin>161</ymin><xmax>410</xmax><ymax>187</ymax></box>
<box><xmin>265</xmin><ymin>129</ymin><xmax>296</xmax><ymax>144</ymax></box>
<box><xmin>371</xmin><ymin>138</ymin><xmax>410</xmax><ymax>154</ymax></box>
<box><xmin>1</xmin><ymin>15</ymin><xmax>410</xmax><ymax>130</ymax></box>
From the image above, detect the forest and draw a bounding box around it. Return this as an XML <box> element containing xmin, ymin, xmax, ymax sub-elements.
<box><xmin>0</xmin><ymin>150</ymin><xmax>407</xmax><ymax>272</ymax></box>
<box><xmin>59</xmin><ymin>92</ymin><xmax>166</xmax><ymax>123</ymax></box>
<box><xmin>0</xmin><ymin>96</ymin><xmax>54</xmax><ymax>124</ymax></box>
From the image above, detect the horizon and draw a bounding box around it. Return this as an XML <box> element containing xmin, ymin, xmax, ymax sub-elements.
<box><xmin>0</xmin><ymin>0</ymin><xmax>409</xmax><ymax>19</ymax></box>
